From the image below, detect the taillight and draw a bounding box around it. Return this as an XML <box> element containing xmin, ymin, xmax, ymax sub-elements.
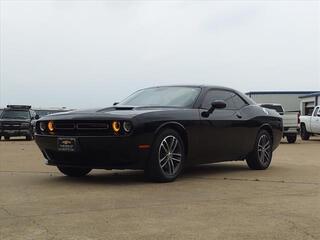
<box><xmin>297</xmin><ymin>112</ymin><xmax>301</xmax><ymax>125</ymax></box>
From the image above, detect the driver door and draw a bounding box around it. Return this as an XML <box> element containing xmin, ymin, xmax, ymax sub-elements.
<box><xmin>197</xmin><ymin>89</ymin><xmax>248</xmax><ymax>163</ymax></box>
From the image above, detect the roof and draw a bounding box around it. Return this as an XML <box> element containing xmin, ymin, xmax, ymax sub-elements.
<box><xmin>150</xmin><ymin>85</ymin><xmax>236</xmax><ymax>91</ymax></box>
<box><xmin>246</xmin><ymin>91</ymin><xmax>317</xmax><ymax>95</ymax></box>
<box><xmin>144</xmin><ymin>85</ymin><xmax>256</xmax><ymax>104</ymax></box>
<box><xmin>299</xmin><ymin>92</ymin><xmax>320</xmax><ymax>98</ymax></box>
<box><xmin>258</xmin><ymin>103</ymin><xmax>282</xmax><ymax>106</ymax></box>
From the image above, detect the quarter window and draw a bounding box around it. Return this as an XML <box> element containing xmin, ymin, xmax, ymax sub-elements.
<box><xmin>232</xmin><ymin>94</ymin><xmax>247</xmax><ymax>109</ymax></box>
<box><xmin>202</xmin><ymin>90</ymin><xmax>247</xmax><ymax>110</ymax></box>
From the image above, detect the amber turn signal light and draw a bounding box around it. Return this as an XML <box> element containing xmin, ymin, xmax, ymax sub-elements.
<box><xmin>112</xmin><ymin>121</ymin><xmax>121</xmax><ymax>133</ymax></box>
<box><xmin>48</xmin><ymin>121</ymin><xmax>55</xmax><ymax>132</ymax></box>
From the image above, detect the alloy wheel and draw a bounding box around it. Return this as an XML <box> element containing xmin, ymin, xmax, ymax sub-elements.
<box><xmin>257</xmin><ymin>134</ymin><xmax>271</xmax><ymax>166</ymax></box>
<box><xmin>158</xmin><ymin>135</ymin><xmax>182</xmax><ymax>176</ymax></box>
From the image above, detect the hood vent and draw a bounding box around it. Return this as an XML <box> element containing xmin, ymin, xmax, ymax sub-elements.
<box><xmin>114</xmin><ymin>107</ymin><xmax>134</xmax><ymax>110</ymax></box>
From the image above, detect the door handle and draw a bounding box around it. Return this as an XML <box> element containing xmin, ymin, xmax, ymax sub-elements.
<box><xmin>236</xmin><ymin>113</ymin><xmax>242</xmax><ymax>119</ymax></box>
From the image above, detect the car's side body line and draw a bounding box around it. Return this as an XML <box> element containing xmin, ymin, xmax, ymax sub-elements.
<box><xmin>154</xmin><ymin>121</ymin><xmax>186</xmax><ymax>135</ymax></box>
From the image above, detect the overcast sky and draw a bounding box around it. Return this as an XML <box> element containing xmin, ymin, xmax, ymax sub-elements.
<box><xmin>0</xmin><ymin>0</ymin><xmax>319</xmax><ymax>109</ymax></box>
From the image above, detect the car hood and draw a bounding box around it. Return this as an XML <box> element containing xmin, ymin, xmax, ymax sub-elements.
<box><xmin>39</xmin><ymin>106</ymin><xmax>183</xmax><ymax>121</ymax></box>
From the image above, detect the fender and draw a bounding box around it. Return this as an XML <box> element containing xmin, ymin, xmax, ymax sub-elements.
<box><xmin>153</xmin><ymin>121</ymin><xmax>189</xmax><ymax>156</ymax></box>
<box><xmin>155</xmin><ymin>121</ymin><xmax>186</xmax><ymax>135</ymax></box>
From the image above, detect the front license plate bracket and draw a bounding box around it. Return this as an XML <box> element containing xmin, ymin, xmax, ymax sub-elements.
<box><xmin>57</xmin><ymin>137</ymin><xmax>78</xmax><ymax>152</ymax></box>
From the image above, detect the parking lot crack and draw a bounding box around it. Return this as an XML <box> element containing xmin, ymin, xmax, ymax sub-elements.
<box><xmin>197</xmin><ymin>176</ymin><xmax>320</xmax><ymax>185</ymax></box>
<box><xmin>0</xmin><ymin>206</ymin><xmax>16</xmax><ymax>217</ymax></box>
<box><xmin>286</xmin><ymin>219</ymin><xmax>317</xmax><ymax>240</ymax></box>
<box><xmin>29</xmin><ymin>217</ymin><xmax>56</xmax><ymax>240</ymax></box>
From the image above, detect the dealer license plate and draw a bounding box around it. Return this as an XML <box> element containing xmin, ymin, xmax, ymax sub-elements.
<box><xmin>57</xmin><ymin>138</ymin><xmax>77</xmax><ymax>152</ymax></box>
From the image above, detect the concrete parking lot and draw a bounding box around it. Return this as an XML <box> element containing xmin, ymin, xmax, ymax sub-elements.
<box><xmin>0</xmin><ymin>138</ymin><xmax>319</xmax><ymax>240</ymax></box>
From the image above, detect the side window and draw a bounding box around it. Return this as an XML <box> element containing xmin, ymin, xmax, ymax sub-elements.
<box><xmin>202</xmin><ymin>90</ymin><xmax>235</xmax><ymax>110</ymax></box>
<box><xmin>231</xmin><ymin>94</ymin><xmax>247</xmax><ymax>109</ymax></box>
<box><xmin>202</xmin><ymin>90</ymin><xmax>247</xmax><ymax>110</ymax></box>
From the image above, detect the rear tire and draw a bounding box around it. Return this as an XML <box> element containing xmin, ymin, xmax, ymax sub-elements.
<box><xmin>300</xmin><ymin>124</ymin><xmax>310</xmax><ymax>140</ymax></box>
<box><xmin>145</xmin><ymin>128</ymin><xmax>185</xmax><ymax>182</ymax></box>
<box><xmin>286</xmin><ymin>135</ymin><xmax>297</xmax><ymax>144</ymax></box>
<box><xmin>246</xmin><ymin>130</ymin><xmax>273</xmax><ymax>170</ymax></box>
<box><xmin>57</xmin><ymin>166</ymin><xmax>92</xmax><ymax>177</ymax></box>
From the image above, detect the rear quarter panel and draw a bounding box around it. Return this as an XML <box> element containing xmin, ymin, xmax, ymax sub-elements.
<box><xmin>244</xmin><ymin>106</ymin><xmax>283</xmax><ymax>152</ymax></box>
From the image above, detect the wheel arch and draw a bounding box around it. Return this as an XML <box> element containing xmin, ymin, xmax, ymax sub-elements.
<box><xmin>259</xmin><ymin>124</ymin><xmax>274</xmax><ymax>143</ymax></box>
<box><xmin>154</xmin><ymin>122</ymin><xmax>189</xmax><ymax>155</ymax></box>
<box><xmin>300</xmin><ymin>122</ymin><xmax>307</xmax><ymax>129</ymax></box>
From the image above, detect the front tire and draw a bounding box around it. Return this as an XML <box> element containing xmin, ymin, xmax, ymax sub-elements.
<box><xmin>145</xmin><ymin>129</ymin><xmax>185</xmax><ymax>182</ymax></box>
<box><xmin>246</xmin><ymin>130</ymin><xmax>273</xmax><ymax>170</ymax></box>
<box><xmin>286</xmin><ymin>134</ymin><xmax>297</xmax><ymax>144</ymax></box>
<box><xmin>57</xmin><ymin>166</ymin><xmax>92</xmax><ymax>177</ymax></box>
<box><xmin>300</xmin><ymin>124</ymin><xmax>310</xmax><ymax>140</ymax></box>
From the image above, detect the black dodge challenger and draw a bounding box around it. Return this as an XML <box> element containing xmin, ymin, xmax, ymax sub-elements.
<box><xmin>35</xmin><ymin>86</ymin><xmax>283</xmax><ymax>182</ymax></box>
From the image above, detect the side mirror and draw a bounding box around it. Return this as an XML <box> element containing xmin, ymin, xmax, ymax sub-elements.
<box><xmin>113</xmin><ymin>102</ymin><xmax>119</xmax><ymax>106</ymax></box>
<box><xmin>35</xmin><ymin>114</ymin><xmax>40</xmax><ymax>120</ymax></box>
<box><xmin>211</xmin><ymin>100</ymin><xmax>227</xmax><ymax>109</ymax></box>
<box><xmin>202</xmin><ymin>100</ymin><xmax>226</xmax><ymax>118</ymax></box>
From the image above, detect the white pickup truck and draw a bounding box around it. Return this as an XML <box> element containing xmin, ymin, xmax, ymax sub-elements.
<box><xmin>259</xmin><ymin>103</ymin><xmax>299</xmax><ymax>143</ymax></box>
<box><xmin>300</xmin><ymin>106</ymin><xmax>320</xmax><ymax>140</ymax></box>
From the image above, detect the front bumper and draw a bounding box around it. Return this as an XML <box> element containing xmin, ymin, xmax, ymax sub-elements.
<box><xmin>0</xmin><ymin>129</ymin><xmax>32</xmax><ymax>137</ymax></box>
<box><xmin>35</xmin><ymin>134</ymin><xmax>151</xmax><ymax>169</ymax></box>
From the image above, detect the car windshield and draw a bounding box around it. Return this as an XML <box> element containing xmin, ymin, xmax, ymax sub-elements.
<box><xmin>1</xmin><ymin>110</ymin><xmax>30</xmax><ymax>119</ymax></box>
<box><xmin>119</xmin><ymin>87</ymin><xmax>201</xmax><ymax>107</ymax></box>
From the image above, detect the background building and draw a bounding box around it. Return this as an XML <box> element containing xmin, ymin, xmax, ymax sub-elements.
<box><xmin>299</xmin><ymin>92</ymin><xmax>320</xmax><ymax>116</ymax></box>
<box><xmin>246</xmin><ymin>91</ymin><xmax>317</xmax><ymax>113</ymax></box>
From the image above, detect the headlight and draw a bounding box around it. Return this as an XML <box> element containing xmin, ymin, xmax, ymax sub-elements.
<box><xmin>40</xmin><ymin>122</ymin><xmax>47</xmax><ymax>131</ymax></box>
<box><xmin>112</xmin><ymin>121</ymin><xmax>121</xmax><ymax>133</ymax></box>
<box><xmin>123</xmin><ymin>121</ymin><xmax>132</xmax><ymax>133</ymax></box>
<box><xmin>48</xmin><ymin>121</ymin><xmax>54</xmax><ymax>132</ymax></box>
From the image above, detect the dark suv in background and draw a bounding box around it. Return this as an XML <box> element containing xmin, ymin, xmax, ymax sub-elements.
<box><xmin>0</xmin><ymin>105</ymin><xmax>39</xmax><ymax>141</ymax></box>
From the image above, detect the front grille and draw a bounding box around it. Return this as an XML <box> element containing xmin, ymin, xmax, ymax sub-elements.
<box><xmin>54</xmin><ymin>122</ymin><xmax>75</xmax><ymax>130</ymax></box>
<box><xmin>37</xmin><ymin>120</ymin><xmax>113</xmax><ymax>136</ymax></box>
<box><xmin>76</xmin><ymin>122</ymin><xmax>109</xmax><ymax>130</ymax></box>
<box><xmin>1</xmin><ymin>122</ymin><xmax>22</xmax><ymax>130</ymax></box>
<box><xmin>53</xmin><ymin>122</ymin><xmax>110</xmax><ymax>130</ymax></box>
